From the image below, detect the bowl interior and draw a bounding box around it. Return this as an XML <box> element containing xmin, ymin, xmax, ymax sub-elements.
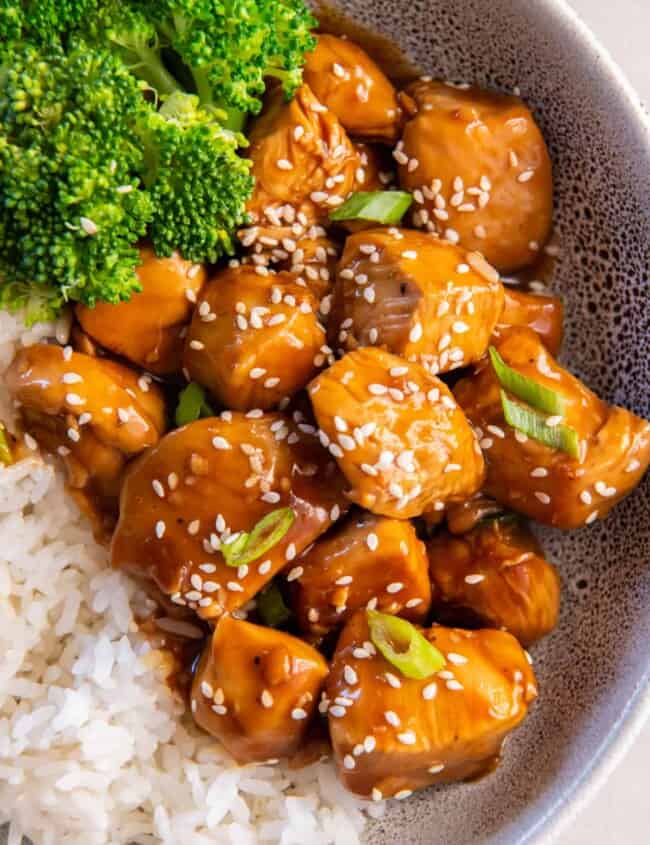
<box><xmin>315</xmin><ymin>0</ymin><xmax>650</xmax><ymax>842</ymax></box>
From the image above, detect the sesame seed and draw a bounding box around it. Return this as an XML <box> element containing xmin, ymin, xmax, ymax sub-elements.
<box><xmin>335</xmin><ymin>575</ymin><xmax>354</xmax><ymax>586</ymax></box>
<box><xmin>384</xmin><ymin>672</ymin><xmax>401</xmax><ymax>689</ymax></box>
<box><xmin>446</xmin><ymin>679</ymin><xmax>464</xmax><ymax>691</ymax></box>
<box><xmin>447</xmin><ymin>652</ymin><xmax>468</xmax><ymax>665</ymax></box>
<box><xmin>276</xmin><ymin>158</ymin><xmax>293</xmax><ymax>170</ymax></box>
<box><xmin>189</xmin><ymin>340</ymin><xmax>205</xmax><ymax>351</ymax></box>
<box><xmin>353</xmin><ymin>647</ymin><xmax>370</xmax><ymax>659</ymax></box>
<box><xmin>546</xmin><ymin>415</ymin><xmax>563</xmax><ymax>427</ymax></box>
<box><xmin>227</xmin><ymin>582</ymin><xmax>244</xmax><ymax>592</ymax></box>
<box><xmin>66</xmin><ymin>427</ymin><xmax>80</xmax><ymax>443</ymax></box>
<box><xmin>518</xmin><ymin>170</ymin><xmax>535</xmax><ymax>183</ymax></box>
<box><xmin>286</xmin><ymin>565</ymin><xmax>303</xmax><ymax>581</ymax></box>
<box><xmin>626</xmin><ymin>459</ymin><xmax>641</xmax><ymax>473</ymax></box>
<box><xmin>155</xmin><ymin>520</ymin><xmax>166</xmax><ymax>539</ymax></box>
<box><xmin>428</xmin><ymin>763</ymin><xmax>445</xmax><ymax>774</ymax></box>
<box><xmin>344</xmin><ymin>665</ymin><xmax>358</xmax><ymax>685</ymax></box>
<box><xmin>530</xmin><ymin>467</ymin><xmax>549</xmax><ymax>478</ymax></box>
<box><xmin>292</xmin><ymin>707</ymin><xmax>308</xmax><ymax>720</ymax></box>
<box><xmin>464</xmin><ymin>574</ymin><xmax>485</xmax><ymax>585</ymax></box>
<box><xmin>585</xmin><ymin>510</ymin><xmax>599</xmax><ymax>524</ymax></box>
<box><xmin>211</xmin><ymin>704</ymin><xmax>227</xmax><ymax>715</ymax></box>
<box><xmin>203</xmin><ymin>581</ymin><xmax>219</xmax><ymax>593</ymax></box>
<box><xmin>384</xmin><ymin>711</ymin><xmax>400</xmax><ymax>727</ymax></box>
<box><xmin>534</xmin><ymin>491</ymin><xmax>551</xmax><ymax>504</ymax></box>
<box><xmin>386</xmin><ymin>582</ymin><xmax>404</xmax><ymax>594</ymax></box>
<box><xmin>152</xmin><ymin>479</ymin><xmax>165</xmax><ymax>498</ymax></box>
<box><xmin>62</xmin><ymin>372</ymin><xmax>82</xmax><ymax>384</ymax></box>
<box><xmin>261</xmin><ymin>690</ymin><xmax>274</xmax><ymax>708</ymax></box>
<box><xmin>250</xmin><ymin>367</ymin><xmax>266</xmax><ymax>379</ymax></box>
<box><xmin>329</xmin><ymin>705</ymin><xmax>346</xmax><ymax>718</ymax></box>
<box><xmin>452</xmin><ymin>321</ymin><xmax>469</xmax><ymax>333</ymax></box>
<box><xmin>201</xmin><ymin>681</ymin><xmax>214</xmax><ymax>698</ymax></box>
<box><xmin>80</xmin><ymin>216</ymin><xmax>98</xmax><ymax>235</ymax></box>
<box><xmin>366</xmin><ymin>533</ymin><xmax>379</xmax><ymax>551</ymax></box>
<box><xmin>409</xmin><ymin>323</ymin><xmax>423</xmax><ymax>343</ymax></box>
<box><xmin>395</xmin><ymin>790</ymin><xmax>413</xmax><ymax>800</ymax></box>
<box><xmin>261</xmin><ymin>491</ymin><xmax>281</xmax><ymax>504</ymax></box>
<box><xmin>368</xmin><ymin>383</ymin><xmax>388</xmax><ymax>396</ymax></box>
<box><xmin>486</xmin><ymin>424</ymin><xmax>506</xmax><ymax>439</ymax></box>
<box><xmin>65</xmin><ymin>392</ymin><xmax>85</xmax><ymax>406</ymax></box>
<box><xmin>212</xmin><ymin>436</ymin><xmax>231</xmax><ymax>450</ymax></box>
<box><xmin>397</xmin><ymin>731</ymin><xmax>416</xmax><ymax>745</ymax></box>
<box><xmin>422</xmin><ymin>682</ymin><xmax>438</xmax><ymax>700</ymax></box>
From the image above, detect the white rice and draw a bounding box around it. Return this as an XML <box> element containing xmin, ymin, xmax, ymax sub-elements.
<box><xmin>0</xmin><ymin>311</ymin><xmax>383</xmax><ymax>845</ymax></box>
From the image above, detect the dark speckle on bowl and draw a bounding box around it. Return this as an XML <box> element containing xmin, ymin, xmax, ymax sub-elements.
<box><xmin>314</xmin><ymin>0</ymin><xmax>650</xmax><ymax>842</ymax></box>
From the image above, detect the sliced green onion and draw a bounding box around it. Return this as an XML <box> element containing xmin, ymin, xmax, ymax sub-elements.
<box><xmin>489</xmin><ymin>346</ymin><xmax>565</xmax><ymax>415</ymax></box>
<box><xmin>257</xmin><ymin>581</ymin><xmax>291</xmax><ymax>628</ymax></box>
<box><xmin>329</xmin><ymin>191</ymin><xmax>413</xmax><ymax>225</ymax></box>
<box><xmin>500</xmin><ymin>390</ymin><xmax>580</xmax><ymax>458</ymax></box>
<box><xmin>0</xmin><ymin>425</ymin><xmax>13</xmax><ymax>466</ymax></box>
<box><xmin>175</xmin><ymin>382</ymin><xmax>214</xmax><ymax>427</ymax></box>
<box><xmin>367</xmin><ymin>610</ymin><xmax>446</xmax><ymax>680</ymax></box>
<box><xmin>221</xmin><ymin>508</ymin><xmax>295</xmax><ymax>567</ymax></box>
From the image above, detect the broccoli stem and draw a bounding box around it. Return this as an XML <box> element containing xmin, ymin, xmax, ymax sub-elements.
<box><xmin>127</xmin><ymin>43</ymin><xmax>179</xmax><ymax>97</ymax></box>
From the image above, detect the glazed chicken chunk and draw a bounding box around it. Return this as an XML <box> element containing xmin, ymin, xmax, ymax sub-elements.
<box><xmin>183</xmin><ymin>265</ymin><xmax>325</xmax><ymax>411</ymax></box>
<box><xmin>427</xmin><ymin>518</ymin><xmax>560</xmax><ymax>645</ymax></box>
<box><xmin>495</xmin><ymin>288</ymin><xmax>564</xmax><ymax>355</ymax></box>
<box><xmin>454</xmin><ymin>327</ymin><xmax>650</xmax><ymax>528</ymax></box>
<box><xmin>398</xmin><ymin>80</ymin><xmax>553</xmax><ymax>273</ymax></box>
<box><xmin>309</xmin><ymin>348</ymin><xmax>485</xmax><ymax>518</ymax></box>
<box><xmin>192</xmin><ymin>616</ymin><xmax>328</xmax><ymax>763</ymax></box>
<box><xmin>244</xmin><ymin>84</ymin><xmax>360</xmax><ymax>231</ymax></box>
<box><xmin>290</xmin><ymin>512</ymin><xmax>431</xmax><ymax>640</ymax></box>
<box><xmin>5</xmin><ymin>344</ymin><xmax>166</xmax><ymax>525</ymax></box>
<box><xmin>111</xmin><ymin>413</ymin><xmax>348</xmax><ymax>620</ymax></box>
<box><xmin>76</xmin><ymin>246</ymin><xmax>207</xmax><ymax>375</ymax></box>
<box><xmin>329</xmin><ymin>229</ymin><xmax>504</xmax><ymax>373</ymax></box>
<box><xmin>303</xmin><ymin>34</ymin><xmax>403</xmax><ymax>143</ymax></box>
<box><xmin>326</xmin><ymin>610</ymin><xmax>537</xmax><ymax>799</ymax></box>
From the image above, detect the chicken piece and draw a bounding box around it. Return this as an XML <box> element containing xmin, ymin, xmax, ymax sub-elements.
<box><xmin>76</xmin><ymin>246</ymin><xmax>207</xmax><ymax>375</ymax></box>
<box><xmin>308</xmin><ymin>348</ymin><xmax>484</xmax><ymax>518</ymax></box>
<box><xmin>183</xmin><ymin>265</ymin><xmax>326</xmax><ymax>412</ymax></box>
<box><xmin>326</xmin><ymin>610</ymin><xmax>537</xmax><ymax>799</ymax></box>
<box><xmin>398</xmin><ymin>80</ymin><xmax>553</xmax><ymax>273</ymax></box>
<box><xmin>111</xmin><ymin>413</ymin><xmax>348</xmax><ymax>621</ymax></box>
<box><xmin>303</xmin><ymin>34</ymin><xmax>402</xmax><ymax>143</ymax></box>
<box><xmin>290</xmin><ymin>512</ymin><xmax>431</xmax><ymax>640</ymax></box>
<box><xmin>192</xmin><ymin>616</ymin><xmax>328</xmax><ymax>763</ymax></box>
<box><xmin>5</xmin><ymin>344</ymin><xmax>166</xmax><ymax>527</ymax></box>
<box><xmin>427</xmin><ymin>518</ymin><xmax>560</xmax><ymax>645</ymax></box>
<box><xmin>329</xmin><ymin>229</ymin><xmax>504</xmax><ymax>373</ymax></box>
<box><xmin>495</xmin><ymin>288</ymin><xmax>563</xmax><ymax>355</ymax></box>
<box><xmin>352</xmin><ymin>142</ymin><xmax>393</xmax><ymax>192</ymax></box>
<box><xmin>454</xmin><ymin>327</ymin><xmax>650</xmax><ymax>528</ymax></box>
<box><xmin>245</xmin><ymin>84</ymin><xmax>360</xmax><ymax>231</ymax></box>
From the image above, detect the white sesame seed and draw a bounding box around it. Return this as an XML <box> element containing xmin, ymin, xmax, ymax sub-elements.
<box><xmin>368</xmin><ymin>383</ymin><xmax>388</xmax><ymax>396</ymax></box>
<box><xmin>339</xmin><ymin>434</ymin><xmax>356</xmax><ymax>451</ymax></box>
<box><xmin>353</xmin><ymin>648</ymin><xmax>370</xmax><ymax>659</ymax></box>
<box><xmin>585</xmin><ymin>510</ymin><xmax>599</xmax><ymax>524</ymax></box>
<box><xmin>518</xmin><ymin>170</ymin><xmax>535</xmax><ymax>183</ymax></box>
<box><xmin>66</xmin><ymin>427</ymin><xmax>80</xmax><ymax>443</ymax></box>
<box><xmin>447</xmin><ymin>652</ymin><xmax>468</xmax><ymax>665</ymax></box>
<box><xmin>546</xmin><ymin>415</ymin><xmax>563</xmax><ymax>427</ymax></box>
<box><xmin>446</xmin><ymin>679</ymin><xmax>464</xmax><ymax>691</ymax></box>
<box><xmin>189</xmin><ymin>340</ymin><xmax>205</xmax><ymax>351</ymax></box>
<box><xmin>384</xmin><ymin>672</ymin><xmax>401</xmax><ymax>689</ymax></box>
<box><xmin>211</xmin><ymin>704</ymin><xmax>227</xmax><ymax>715</ymax></box>
<box><xmin>286</xmin><ymin>565</ymin><xmax>303</xmax><ymax>581</ymax></box>
<box><xmin>65</xmin><ymin>392</ymin><xmax>85</xmax><ymax>406</ymax></box>
<box><xmin>62</xmin><ymin>372</ymin><xmax>83</xmax><ymax>384</ymax></box>
<box><xmin>422</xmin><ymin>682</ymin><xmax>438</xmax><ymax>700</ymax></box>
<box><xmin>626</xmin><ymin>459</ymin><xmax>641</xmax><ymax>473</ymax></box>
<box><xmin>152</xmin><ymin>479</ymin><xmax>165</xmax><ymax>498</ymax></box>
<box><xmin>534</xmin><ymin>491</ymin><xmax>551</xmax><ymax>504</ymax></box>
<box><xmin>276</xmin><ymin>158</ymin><xmax>293</xmax><ymax>170</ymax></box>
<box><xmin>366</xmin><ymin>533</ymin><xmax>379</xmax><ymax>551</ymax></box>
<box><xmin>486</xmin><ymin>424</ymin><xmax>506</xmax><ymax>439</ymax></box>
<box><xmin>384</xmin><ymin>710</ymin><xmax>400</xmax><ymax>727</ymax></box>
<box><xmin>409</xmin><ymin>323</ymin><xmax>423</xmax><ymax>343</ymax></box>
<box><xmin>406</xmin><ymin>598</ymin><xmax>423</xmax><ymax>608</ymax></box>
<box><xmin>292</xmin><ymin>707</ymin><xmax>308</xmax><ymax>720</ymax></box>
<box><xmin>428</xmin><ymin>763</ymin><xmax>445</xmax><ymax>774</ymax></box>
<box><xmin>344</xmin><ymin>665</ymin><xmax>358</xmax><ymax>685</ymax></box>
<box><xmin>227</xmin><ymin>582</ymin><xmax>244</xmax><ymax>592</ymax></box>
<box><xmin>155</xmin><ymin>520</ymin><xmax>166</xmax><ymax>539</ymax></box>
<box><xmin>212</xmin><ymin>436</ymin><xmax>231</xmax><ymax>450</ymax></box>
<box><xmin>386</xmin><ymin>582</ymin><xmax>404</xmax><ymax>594</ymax></box>
<box><xmin>80</xmin><ymin>216</ymin><xmax>98</xmax><ymax>235</ymax></box>
<box><xmin>201</xmin><ymin>681</ymin><xmax>214</xmax><ymax>698</ymax></box>
<box><xmin>261</xmin><ymin>690</ymin><xmax>274</xmax><ymax>708</ymax></box>
<box><xmin>397</xmin><ymin>731</ymin><xmax>416</xmax><ymax>745</ymax></box>
<box><xmin>258</xmin><ymin>560</ymin><xmax>272</xmax><ymax>575</ymax></box>
<box><xmin>250</xmin><ymin>367</ymin><xmax>266</xmax><ymax>380</ymax></box>
<box><xmin>530</xmin><ymin>467</ymin><xmax>549</xmax><ymax>478</ymax></box>
<box><xmin>464</xmin><ymin>574</ymin><xmax>485</xmax><ymax>585</ymax></box>
<box><xmin>329</xmin><ymin>705</ymin><xmax>346</xmax><ymax>718</ymax></box>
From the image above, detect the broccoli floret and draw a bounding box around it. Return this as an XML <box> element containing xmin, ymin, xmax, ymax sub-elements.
<box><xmin>0</xmin><ymin>40</ymin><xmax>153</xmax><ymax>320</ymax></box>
<box><xmin>0</xmin><ymin>0</ymin><xmax>96</xmax><ymax>58</ymax></box>
<box><xmin>139</xmin><ymin>91</ymin><xmax>253</xmax><ymax>263</ymax></box>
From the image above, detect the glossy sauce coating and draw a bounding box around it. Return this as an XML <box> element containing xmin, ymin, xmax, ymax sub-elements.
<box><xmin>290</xmin><ymin>511</ymin><xmax>431</xmax><ymax>640</ymax></box>
<box><xmin>309</xmin><ymin>347</ymin><xmax>485</xmax><ymax>518</ymax></box>
<box><xmin>496</xmin><ymin>288</ymin><xmax>564</xmax><ymax>355</ymax></box>
<box><xmin>329</xmin><ymin>228</ymin><xmax>504</xmax><ymax>373</ymax></box>
<box><xmin>5</xmin><ymin>344</ymin><xmax>167</xmax><ymax>532</ymax></box>
<box><xmin>326</xmin><ymin>610</ymin><xmax>537</xmax><ymax>799</ymax></box>
<box><xmin>427</xmin><ymin>518</ymin><xmax>560</xmax><ymax>645</ymax></box>
<box><xmin>398</xmin><ymin>80</ymin><xmax>553</xmax><ymax>273</ymax></box>
<box><xmin>303</xmin><ymin>34</ymin><xmax>402</xmax><ymax>143</ymax></box>
<box><xmin>454</xmin><ymin>327</ymin><xmax>650</xmax><ymax>527</ymax></box>
<box><xmin>76</xmin><ymin>246</ymin><xmax>207</xmax><ymax>375</ymax></box>
<box><xmin>245</xmin><ymin>84</ymin><xmax>360</xmax><ymax>229</ymax></box>
<box><xmin>183</xmin><ymin>265</ymin><xmax>325</xmax><ymax>411</ymax></box>
<box><xmin>192</xmin><ymin>616</ymin><xmax>328</xmax><ymax>762</ymax></box>
<box><xmin>111</xmin><ymin>413</ymin><xmax>348</xmax><ymax>620</ymax></box>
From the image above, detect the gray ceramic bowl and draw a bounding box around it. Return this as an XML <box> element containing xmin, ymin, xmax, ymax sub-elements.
<box><xmin>315</xmin><ymin>0</ymin><xmax>650</xmax><ymax>842</ymax></box>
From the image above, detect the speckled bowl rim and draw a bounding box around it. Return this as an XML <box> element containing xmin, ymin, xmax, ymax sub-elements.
<box><xmin>516</xmin><ymin>1</ymin><xmax>650</xmax><ymax>841</ymax></box>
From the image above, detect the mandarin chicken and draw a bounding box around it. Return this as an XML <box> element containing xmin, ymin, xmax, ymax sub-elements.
<box><xmin>5</xmin><ymin>344</ymin><xmax>166</xmax><ymax>529</ymax></box>
<box><xmin>454</xmin><ymin>327</ymin><xmax>650</xmax><ymax>527</ymax></box>
<box><xmin>183</xmin><ymin>265</ymin><xmax>325</xmax><ymax>411</ymax></box>
<box><xmin>309</xmin><ymin>348</ymin><xmax>485</xmax><ymax>518</ymax></box>
<box><xmin>289</xmin><ymin>511</ymin><xmax>431</xmax><ymax>640</ymax></box>
<box><xmin>328</xmin><ymin>228</ymin><xmax>504</xmax><ymax>372</ymax></box>
<box><xmin>76</xmin><ymin>246</ymin><xmax>207</xmax><ymax>375</ymax></box>
<box><xmin>496</xmin><ymin>288</ymin><xmax>564</xmax><ymax>355</ymax></box>
<box><xmin>192</xmin><ymin>616</ymin><xmax>328</xmax><ymax>763</ymax></box>
<box><xmin>303</xmin><ymin>34</ymin><xmax>403</xmax><ymax>143</ymax></box>
<box><xmin>326</xmin><ymin>610</ymin><xmax>537</xmax><ymax>799</ymax></box>
<box><xmin>397</xmin><ymin>80</ymin><xmax>553</xmax><ymax>273</ymax></box>
<box><xmin>111</xmin><ymin>413</ymin><xmax>348</xmax><ymax>620</ymax></box>
<box><xmin>427</xmin><ymin>517</ymin><xmax>560</xmax><ymax>645</ymax></box>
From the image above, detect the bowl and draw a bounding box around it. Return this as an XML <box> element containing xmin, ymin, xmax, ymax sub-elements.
<box><xmin>314</xmin><ymin>0</ymin><xmax>650</xmax><ymax>842</ymax></box>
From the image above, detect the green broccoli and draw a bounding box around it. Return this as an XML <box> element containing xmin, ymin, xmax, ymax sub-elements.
<box><xmin>0</xmin><ymin>40</ymin><xmax>153</xmax><ymax>320</ymax></box>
